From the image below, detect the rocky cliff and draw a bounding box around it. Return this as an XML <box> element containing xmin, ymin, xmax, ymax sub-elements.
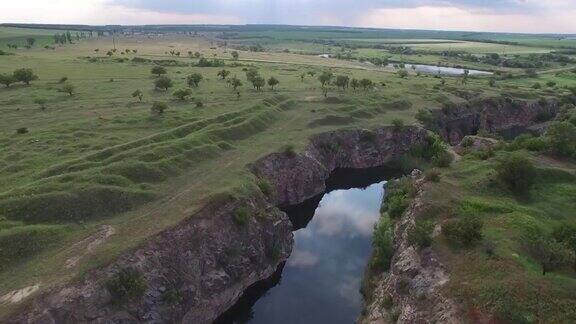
<box><xmin>251</xmin><ymin>126</ymin><xmax>429</xmax><ymax>207</ymax></box>
<box><xmin>433</xmin><ymin>98</ymin><xmax>558</xmax><ymax>144</ymax></box>
<box><xmin>362</xmin><ymin>172</ymin><xmax>460</xmax><ymax>324</ymax></box>
<box><xmin>11</xmin><ymin>193</ymin><xmax>293</xmax><ymax>324</ymax></box>
<box><xmin>10</xmin><ymin>126</ymin><xmax>429</xmax><ymax>324</ymax></box>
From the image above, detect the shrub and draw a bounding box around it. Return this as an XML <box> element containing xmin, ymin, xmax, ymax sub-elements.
<box><xmin>432</xmin><ymin>150</ymin><xmax>453</xmax><ymax>168</ymax></box>
<box><xmin>391</xmin><ymin>118</ymin><xmax>404</xmax><ymax>131</ymax></box>
<box><xmin>408</xmin><ymin>219</ymin><xmax>434</xmax><ymax>249</ymax></box>
<box><xmin>195</xmin><ymin>100</ymin><xmax>203</xmax><ymax>108</ymax></box>
<box><xmin>256</xmin><ymin>177</ymin><xmax>275</xmax><ymax>197</ymax></box>
<box><xmin>173</xmin><ymin>88</ymin><xmax>192</xmax><ymax>100</ymax></box>
<box><xmin>151</xmin><ymin>102</ymin><xmax>168</xmax><ymax>115</ymax></box>
<box><xmin>382</xmin><ymin>177</ymin><xmax>416</xmax><ymax>219</ymax></box>
<box><xmin>387</xmin><ymin>194</ymin><xmax>410</xmax><ymax>219</ymax></box>
<box><xmin>154</xmin><ymin>76</ymin><xmax>173</xmax><ymax>91</ymax></box>
<box><xmin>106</xmin><ymin>268</ymin><xmax>147</xmax><ymax>304</ymax></box>
<box><xmin>415</xmin><ymin>109</ymin><xmax>436</xmax><ymax>130</ymax></box>
<box><xmin>13</xmin><ymin>68</ymin><xmax>38</xmax><ymax>85</ymax></box>
<box><xmin>233</xmin><ymin>207</ymin><xmax>250</xmax><ymax>226</ymax></box>
<box><xmin>373</xmin><ymin>217</ymin><xmax>394</xmax><ymax>270</ymax></box>
<box><xmin>132</xmin><ymin>89</ymin><xmax>143</xmax><ymax>102</ymax></box>
<box><xmin>524</xmin><ymin>234</ymin><xmax>574</xmax><ymax>276</ymax></box>
<box><xmin>62</xmin><ymin>83</ymin><xmax>75</xmax><ymax>96</ymax></box>
<box><xmin>473</xmin><ymin>147</ymin><xmax>495</xmax><ymax>160</ymax></box>
<box><xmin>186</xmin><ymin>73</ymin><xmax>203</xmax><ymax>88</ymax></box>
<box><xmin>16</xmin><ymin>127</ymin><xmax>28</xmax><ymax>134</ymax></box>
<box><xmin>460</xmin><ymin>137</ymin><xmax>474</xmax><ymax>148</ymax></box>
<box><xmin>508</xmin><ymin>134</ymin><xmax>547</xmax><ymax>152</ymax></box>
<box><xmin>282</xmin><ymin>144</ymin><xmax>297</xmax><ymax>157</ymax></box>
<box><xmin>58</xmin><ymin>76</ymin><xmax>68</xmax><ymax>83</ymax></box>
<box><xmin>546</xmin><ymin>122</ymin><xmax>576</xmax><ymax>157</ymax></box>
<box><xmin>442</xmin><ymin>216</ymin><xmax>483</xmax><ymax>247</ymax></box>
<box><xmin>151</xmin><ymin>66</ymin><xmax>167</xmax><ymax>76</ymax></box>
<box><xmin>0</xmin><ymin>73</ymin><xmax>16</xmax><ymax>87</ymax></box>
<box><xmin>495</xmin><ymin>153</ymin><xmax>536</xmax><ymax>194</ymax></box>
<box><xmin>424</xmin><ymin>168</ymin><xmax>441</xmax><ymax>182</ymax></box>
<box><xmin>34</xmin><ymin>98</ymin><xmax>47</xmax><ymax>110</ymax></box>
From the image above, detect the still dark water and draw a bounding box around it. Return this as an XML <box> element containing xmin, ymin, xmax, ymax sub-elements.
<box><xmin>217</xmin><ymin>167</ymin><xmax>397</xmax><ymax>324</ymax></box>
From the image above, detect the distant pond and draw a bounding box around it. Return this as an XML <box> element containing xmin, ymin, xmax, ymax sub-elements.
<box><xmin>387</xmin><ymin>63</ymin><xmax>493</xmax><ymax>76</ymax></box>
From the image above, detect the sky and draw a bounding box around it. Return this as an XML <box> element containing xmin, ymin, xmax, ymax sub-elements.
<box><xmin>1</xmin><ymin>0</ymin><xmax>576</xmax><ymax>34</ymax></box>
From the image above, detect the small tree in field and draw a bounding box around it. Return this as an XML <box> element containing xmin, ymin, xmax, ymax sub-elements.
<box><xmin>0</xmin><ymin>73</ymin><xmax>15</xmax><ymax>88</ymax></box>
<box><xmin>173</xmin><ymin>88</ymin><xmax>192</xmax><ymax>101</ymax></box>
<box><xmin>230</xmin><ymin>76</ymin><xmax>242</xmax><ymax>90</ymax></box>
<box><xmin>360</xmin><ymin>78</ymin><xmax>374</xmax><ymax>91</ymax></box>
<box><xmin>151</xmin><ymin>66</ymin><xmax>167</xmax><ymax>77</ymax></box>
<box><xmin>26</xmin><ymin>38</ymin><xmax>36</xmax><ymax>47</ymax></box>
<box><xmin>13</xmin><ymin>68</ymin><xmax>38</xmax><ymax>85</ymax></box>
<box><xmin>397</xmin><ymin>69</ymin><xmax>408</xmax><ymax>78</ymax></box>
<box><xmin>217</xmin><ymin>69</ymin><xmax>230</xmax><ymax>80</ymax></box>
<box><xmin>154</xmin><ymin>76</ymin><xmax>173</xmax><ymax>91</ymax></box>
<box><xmin>350</xmin><ymin>78</ymin><xmax>360</xmax><ymax>91</ymax></box>
<box><xmin>151</xmin><ymin>102</ymin><xmax>168</xmax><ymax>115</ymax></box>
<box><xmin>318</xmin><ymin>71</ymin><xmax>333</xmax><ymax>87</ymax></box>
<box><xmin>335</xmin><ymin>75</ymin><xmax>350</xmax><ymax>90</ymax></box>
<box><xmin>495</xmin><ymin>153</ymin><xmax>536</xmax><ymax>194</ymax></box>
<box><xmin>231</xmin><ymin>51</ymin><xmax>239</xmax><ymax>60</ymax></box>
<box><xmin>132</xmin><ymin>89</ymin><xmax>143</xmax><ymax>102</ymax></box>
<box><xmin>252</xmin><ymin>76</ymin><xmax>265</xmax><ymax>91</ymax></box>
<box><xmin>62</xmin><ymin>83</ymin><xmax>75</xmax><ymax>96</ymax></box>
<box><xmin>267</xmin><ymin>76</ymin><xmax>279</xmax><ymax>90</ymax></box>
<box><xmin>186</xmin><ymin>73</ymin><xmax>203</xmax><ymax>88</ymax></box>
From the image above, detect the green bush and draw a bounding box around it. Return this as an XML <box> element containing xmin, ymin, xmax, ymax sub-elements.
<box><xmin>256</xmin><ymin>177</ymin><xmax>275</xmax><ymax>197</ymax></box>
<box><xmin>233</xmin><ymin>207</ymin><xmax>250</xmax><ymax>226</ymax></box>
<box><xmin>546</xmin><ymin>122</ymin><xmax>576</xmax><ymax>158</ymax></box>
<box><xmin>382</xmin><ymin>177</ymin><xmax>416</xmax><ymax>219</ymax></box>
<box><xmin>508</xmin><ymin>134</ymin><xmax>547</xmax><ymax>152</ymax></box>
<box><xmin>442</xmin><ymin>216</ymin><xmax>483</xmax><ymax>247</ymax></box>
<box><xmin>424</xmin><ymin>168</ymin><xmax>441</xmax><ymax>182</ymax></box>
<box><xmin>373</xmin><ymin>217</ymin><xmax>394</xmax><ymax>270</ymax></box>
<box><xmin>391</xmin><ymin>118</ymin><xmax>404</xmax><ymax>130</ymax></box>
<box><xmin>282</xmin><ymin>144</ymin><xmax>297</xmax><ymax>157</ymax></box>
<box><xmin>495</xmin><ymin>153</ymin><xmax>536</xmax><ymax>194</ymax></box>
<box><xmin>106</xmin><ymin>268</ymin><xmax>147</xmax><ymax>303</ymax></box>
<box><xmin>408</xmin><ymin>219</ymin><xmax>434</xmax><ymax>249</ymax></box>
<box><xmin>432</xmin><ymin>150</ymin><xmax>453</xmax><ymax>168</ymax></box>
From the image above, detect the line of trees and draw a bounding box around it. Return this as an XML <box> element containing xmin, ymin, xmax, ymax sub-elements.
<box><xmin>0</xmin><ymin>68</ymin><xmax>38</xmax><ymax>87</ymax></box>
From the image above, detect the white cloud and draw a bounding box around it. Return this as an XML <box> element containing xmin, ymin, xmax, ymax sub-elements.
<box><xmin>358</xmin><ymin>5</ymin><xmax>576</xmax><ymax>33</ymax></box>
<box><xmin>0</xmin><ymin>0</ymin><xmax>242</xmax><ymax>25</ymax></box>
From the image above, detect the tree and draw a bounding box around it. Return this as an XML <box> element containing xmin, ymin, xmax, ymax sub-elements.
<box><xmin>186</xmin><ymin>73</ymin><xmax>203</xmax><ymax>88</ymax></box>
<box><xmin>0</xmin><ymin>73</ymin><xmax>15</xmax><ymax>88</ymax></box>
<box><xmin>318</xmin><ymin>71</ymin><xmax>333</xmax><ymax>87</ymax></box>
<box><xmin>151</xmin><ymin>66</ymin><xmax>167</xmax><ymax>76</ymax></box>
<box><xmin>230</xmin><ymin>76</ymin><xmax>242</xmax><ymax>90</ymax></box>
<box><xmin>359</xmin><ymin>78</ymin><xmax>374</xmax><ymax>91</ymax></box>
<box><xmin>62</xmin><ymin>83</ymin><xmax>75</xmax><ymax>96</ymax></box>
<box><xmin>488</xmin><ymin>78</ymin><xmax>496</xmax><ymax>87</ymax></box>
<box><xmin>154</xmin><ymin>76</ymin><xmax>173</xmax><ymax>91</ymax></box>
<box><xmin>495</xmin><ymin>153</ymin><xmax>536</xmax><ymax>194</ymax></box>
<box><xmin>300</xmin><ymin>73</ymin><xmax>306</xmax><ymax>82</ymax></box>
<box><xmin>26</xmin><ymin>38</ymin><xmax>36</xmax><ymax>47</ymax></box>
<box><xmin>350</xmin><ymin>78</ymin><xmax>360</xmax><ymax>91</ymax></box>
<box><xmin>397</xmin><ymin>69</ymin><xmax>408</xmax><ymax>78</ymax></box>
<box><xmin>245</xmin><ymin>68</ymin><xmax>260</xmax><ymax>83</ymax></box>
<box><xmin>173</xmin><ymin>88</ymin><xmax>192</xmax><ymax>100</ymax></box>
<box><xmin>525</xmin><ymin>235</ymin><xmax>574</xmax><ymax>276</ymax></box>
<box><xmin>151</xmin><ymin>102</ymin><xmax>168</xmax><ymax>115</ymax></box>
<box><xmin>106</xmin><ymin>50</ymin><xmax>113</xmax><ymax>57</ymax></box>
<box><xmin>231</xmin><ymin>51</ymin><xmax>239</xmax><ymax>60</ymax></box>
<box><xmin>132</xmin><ymin>89</ymin><xmax>143</xmax><ymax>102</ymax></box>
<box><xmin>547</xmin><ymin>122</ymin><xmax>576</xmax><ymax>157</ymax></box>
<box><xmin>267</xmin><ymin>76</ymin><xmax>279</xmax><ymax>90</ymax></box>
<box><xmin>217</xmin><ymin>69</ymin><xmax>230</xmax><ymax>80</ymax></box>
<box><xmin>251</xmin><ymin>76</ymin><xmax>265</xmax><ymax>91</ymax></box>
<box><xmin>13</xmin><ymin>68</ymin><xmax>38</xmax><ymax>85</ymax></box>
<box><xmin>335</xmin><ymin>75</ymin><xmax>350</xmax><ymax>90</ymax></box>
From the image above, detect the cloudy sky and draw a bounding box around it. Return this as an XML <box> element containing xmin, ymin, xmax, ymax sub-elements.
<box><xmin>2</xmin><ymin>0</ymin><xmax>576</xmax><ymax>33</ymax></box>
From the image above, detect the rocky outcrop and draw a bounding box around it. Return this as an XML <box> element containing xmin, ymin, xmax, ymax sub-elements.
<box><xmin>362</xmin><ymin>172</ymin><xmax>460</xmax><ymax>324</ymax></box>
<box><xmin>10</xmin><ymin>193</ymin><xmax>293</xmax><ymax>324</ymax></box>
<box><xmin>433</xmin><ymin>98</ymin><xmax>558</xmax><ymax>144</ymax></box>
<box><xmin>251</xmin><ymin>126</ymin><xmax>429</xmax><ymax>207</ymax></box>
<box><xmin>9</xmin><ymin>126</ymin><xmax>430</xmax><ymax>324</ymax></box>
<box><xmin>454</xmin><ymin>135</ymin><xmax>500</xmax><ymax>155</ymax></box>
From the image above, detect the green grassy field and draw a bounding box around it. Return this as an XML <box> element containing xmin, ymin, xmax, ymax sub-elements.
<box><xmin>420</xmin><ymin>152</ymin><xmax>576</xmax><ymax>322</ymax></box>
<box><xmin>0</xmin><ymin>25</ymin><xmax>575</xmax><ymax>319</ymax></box>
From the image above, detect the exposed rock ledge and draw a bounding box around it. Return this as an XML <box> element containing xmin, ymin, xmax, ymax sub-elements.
<box><xmin>9</xmin><ymin>126</ymin><xmax>429</xmax><ymax>324</ymax></box>
<box><xmin>362</xmin><ymin>172</ymin><xmax>460</xmax><ymax>324</ymax></box>
<box><xmin>10</xmin><ymin>194</ymin><xmax>293</xmax><ymax>324</ymax></box>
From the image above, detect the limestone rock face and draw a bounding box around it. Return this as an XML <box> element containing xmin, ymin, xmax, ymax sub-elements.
<box><xmin>12</xmin><ymin>194</ymin><xmax>293</xmax><ymax>324</ymax></box>
<box><xmin>432</xmin><ymin>98</ymin><xmax>558</xmax><ymax>144</ymax></box>
<box><xmin>251</xmin><ymin>126</ymin><xmax>429</xmax><ymax>207</ymax></box>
